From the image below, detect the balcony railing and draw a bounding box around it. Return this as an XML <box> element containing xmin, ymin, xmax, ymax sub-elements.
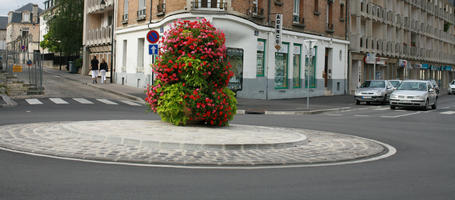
<box><xmin>137</xmin><ymin>9</ymin><xmax>146</xmax><ymax>21</ymax></box>
<box><xmin>157</xmin><ymin>3</ymin><xmax>166</xmax><ymax>16</ymax></box>
<box><xmin>326</xmin><ymin>23</ymin><xmax>334</xmax><ymax>34</ymax></box>
<box><xmin>191</xmin><ymin>1</ymin><xmax>227</xmax><ymax>11</ymax></box>
<box><xmin>86</xmin><ymin>26</ymin><xmax>112</xmax><ymax>46</ymax></box>
<box><xmin>87</xmin><ymin>0</ymin><xmax>113</xmax><ymax>14</ymax></box>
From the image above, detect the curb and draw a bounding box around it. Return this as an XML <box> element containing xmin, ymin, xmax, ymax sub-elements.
<box><xmin>237</xmin><ymin>107</ymin><xmax>351</xmax><ymax>115</ymax></box>
<box><xmin>0</xmin><ymin>94</ymin><xmax>17</xmax><ymax>107</ymax></box>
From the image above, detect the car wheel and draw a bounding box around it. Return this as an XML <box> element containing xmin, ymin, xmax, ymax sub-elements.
<box><xmin>390</xmin><ymin>105</ymin><xmax>396</xmax><ymax>110</ymax></box>
<box><xmin>422</xmin><ymin>99</ymin><xmax>429</xmax><ymax>111</ymax></box>
<box><xmin>431</xmin><ymin>100</ymin><xmax>437</xmax><ymax>109</ymax></box>
<box><xmin>356</xmin><ymin>100</ymin><xmax>360</xmax><ymax>105</ymax></box>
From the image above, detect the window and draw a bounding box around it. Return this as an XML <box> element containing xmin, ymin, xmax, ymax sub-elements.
<box><xmin>137</xmin><ymin>38</ymin><xmax>144</xmax><ymax>73</ymax></box>
<box><xmin>252</xmin><ymin>0</ymin><xmax>258</xmax><ymax>15</ymax></box>
<box><xmin>275</xmin><ymin>42</ymin><xmax>289</xmax><ymax>89</ymax></box>
<box><xmin>257</xmin><ymin>39</ymin><xmax>266</xmax><ymax>77</ymax></box>
<box><xmin>194</xmin><ymin>0</ymin><xmax>224</xmax><ymax>9</ymax></box>
<box><xmin>305</xmin><ymin>46</ymin><xmax>317</xmax><ymax>88</ymax></box>
<box><xmin>340</xmin><ymin>3</ymin><xmax>345</xmax><ymax>21</ymax></box>
<box><xmin>124</xmin><ymin>0</ymin><xmax>129</xmax><ymax>14</ymax></box>
<box><xmin>314</xmin><ymin>0</ymin><xmax>319</xmax><ymax>14</ymax></box>
<box><xmin>293</xmin><ymin>0</ymin><xmax>300</xmax><ymax>23</ymax></box>
<box><xmin>139</xmin><ymin>0</ymin><xmax>145</xmax><ymax>10</ymax></box>
<box><xmin>227</xmin><ymin>48</ymin><xmax>244</xmax><ymax>92</ymax></box>
<box><xmin>293</xmin><ymin>44</ymin><xmax>302</xmax><ymax>88</ymax></box>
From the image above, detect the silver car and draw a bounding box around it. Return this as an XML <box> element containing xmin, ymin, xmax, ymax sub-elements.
<box><xmin>355</xmin><ymin>80</ymin><xmax>394</xmax><ymax>105</ymax></box>
<box><xmin>448</xmin><ymin>80</ymin><xmax>455</xmax><ymax>95</ymax></box>
<box><xmin>389</xmin><ymin>80</ymin><xmax>437</xmax><ymax>110</ymax></box>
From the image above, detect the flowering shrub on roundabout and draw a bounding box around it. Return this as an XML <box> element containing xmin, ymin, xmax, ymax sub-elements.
<box><xmin>146</xmin><ymin>19</ymin><xmax>237</xmax><ymax>126</ymax></box>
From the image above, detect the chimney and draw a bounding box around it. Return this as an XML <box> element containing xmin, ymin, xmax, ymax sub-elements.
<box><xmin>32</xmin><ymin>4</ymin><xmax>38</xmax><ymax>24</ymax></box>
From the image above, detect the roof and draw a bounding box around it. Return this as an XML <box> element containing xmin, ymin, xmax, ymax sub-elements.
<box><xmin>0</xmin><ymin>16</ymin><xmax>7</xmax><ymax>30</ymax></box>
<box><xmin>15</xmin><ymin>3</ymin><xmax>43</xmax><ymax>14</ymax></box>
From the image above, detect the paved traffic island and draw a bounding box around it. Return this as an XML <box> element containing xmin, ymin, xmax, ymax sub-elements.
<box><xmin>0</xmin><ymin>120</ymin><xmax>395</xmax><ymax>168</ymax></box>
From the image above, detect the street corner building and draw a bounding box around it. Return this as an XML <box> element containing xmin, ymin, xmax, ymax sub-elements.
<box><xmin>348</xmin><ymin>0</ymin><xmax>455</xmax><ymax>94</ymax></box>
<box><xmin>86</xmin><ymin>0</ymin><xmax>349</xmax><ymax>99</ymax></box>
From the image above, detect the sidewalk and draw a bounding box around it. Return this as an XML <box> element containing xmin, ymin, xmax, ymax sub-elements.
<box><xmin>44</xmin><ymin>67</ymin><xmax>355</xmax><ymax>115</ymax></box>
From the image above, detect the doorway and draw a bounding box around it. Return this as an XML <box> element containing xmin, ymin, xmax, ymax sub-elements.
<box><xmin>324</xmin><ymin>48</ymin><xmax>333</xmax><ymax>89</ymax></box>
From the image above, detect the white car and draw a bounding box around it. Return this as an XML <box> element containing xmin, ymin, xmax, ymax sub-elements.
<box><xmin>449</xmin><ymin>80</ymin><xmax>455</xmax><ymax>95</ymax></box>
<box><xmin>389</xmin><ymin>80</ymin><xmax>437</xmax><ymax>110</ymax></box>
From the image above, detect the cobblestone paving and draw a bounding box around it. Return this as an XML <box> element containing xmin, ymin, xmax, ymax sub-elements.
<box><xmin>0</xmin><ymin>120</ymin><xmax>389</xmax><ymax>166</ymax></box>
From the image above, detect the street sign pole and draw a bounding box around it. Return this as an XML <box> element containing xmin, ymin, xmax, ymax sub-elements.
<box><xmin>304</xmin><ymin>39</ymin><xmax>317</xmax><ymax>110</ymax></box>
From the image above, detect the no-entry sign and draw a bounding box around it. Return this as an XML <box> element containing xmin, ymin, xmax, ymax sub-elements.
<box><xmin>147</xmin><ymin>30</ymin><xmax>160</xmax><ymax>44</ymax></box>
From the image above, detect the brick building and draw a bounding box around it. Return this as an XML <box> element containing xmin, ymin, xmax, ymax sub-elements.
<box><xmin>115</xmin><ymin>0</ymin><xmax>349</xmax><ymax>99</ymax></box>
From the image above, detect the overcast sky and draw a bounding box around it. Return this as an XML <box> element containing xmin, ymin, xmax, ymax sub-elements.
<box><xmin>0</xmin><ymin>0</ymin><xmax>43</xmax><ymax>16</ymax></box>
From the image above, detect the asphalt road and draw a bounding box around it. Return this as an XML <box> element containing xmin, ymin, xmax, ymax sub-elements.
<box><xmin>0</xmin><ymin>73</ymin><xmax>454</xmax><ymax>199</ymax></box>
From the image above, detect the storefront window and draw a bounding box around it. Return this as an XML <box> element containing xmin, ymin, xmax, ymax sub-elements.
<box><xmin>257</xmin><ymin>39</ymin><xmax>266</xmax><ymax>77</ymax></box>
<box><xmin>275</xmin><ymin>43</ymin><xmax>289</xmax><ymax>89</ymax></box>
<box><xmin>305</xmin><ymin>46</ymin><xmax>317</xmax><ymax>88</ymax></box>
<box><xmin>293</xmin><ymin>44</ymin><xmax>301</xmax><ymax>88</ymax></box>
<box><xmin>227</xmin><ymin>48</ymin><xmax>244</xmax><ymax>92</ymax></box>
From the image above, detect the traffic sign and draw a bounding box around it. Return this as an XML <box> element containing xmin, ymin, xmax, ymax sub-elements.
<box><xmin>26</xmin><ymin>60</ymin><xmax>32</xmax><ymax>66</ymax></box>
<box><xmin>147</xmin><ymin>30</ymin><xmax>160</xmax><ymax>44</ymax></box>
<box><xmin>149</xmin><ymin>44</ymin><xmax>159</xmax><ymax>55</ymax></box>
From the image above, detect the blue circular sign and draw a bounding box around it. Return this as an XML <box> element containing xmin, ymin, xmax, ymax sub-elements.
<box><xmin>147</xmin><ymin>30</ymin><xmax>160</xmax><ymax>44</ymax></box>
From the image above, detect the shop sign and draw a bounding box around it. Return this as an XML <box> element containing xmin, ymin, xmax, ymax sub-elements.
<box><xmin>275</xmin><ymin>14</ymin><xmax>283</xmax><ymax>50</ymax></box>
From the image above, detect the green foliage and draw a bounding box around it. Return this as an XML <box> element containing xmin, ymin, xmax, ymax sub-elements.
<box><xmin>74</xmin><ymin>58</ymin><xmax>83</xmax><ymax>68</ymax></box>
<box><xmin>44</xmin><ymin>0</ymin><xmax>84</xmax><ymax>56</ymax></box>
<box><xmin>155</xmin><ymin>82</ymin><xmax>189</xmax><ymax>125</ymax></box>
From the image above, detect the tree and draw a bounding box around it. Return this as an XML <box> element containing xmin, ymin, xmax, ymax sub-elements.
<box><xmin>145</xmin><ymin>19</ymin><xmax>237</xmax><ymax>126</ymax></box>
<box><xmin>42</xmin><ymin>0</ymin><xmax>83</xmax><ymax>56</ymax></box>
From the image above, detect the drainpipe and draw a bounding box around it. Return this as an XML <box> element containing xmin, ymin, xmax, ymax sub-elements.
<box><xmin>345</xmin><ymin>0</ymin><xmax>350</xmax><ymax>94</ymax></box>
<box><xmin>267</xmin><ymin>0</ymin><xmax>271</xmax><ymax>25</ymax></box>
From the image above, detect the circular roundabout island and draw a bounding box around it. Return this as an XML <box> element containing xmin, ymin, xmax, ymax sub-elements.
<box><xmin>0</xmin><ymin>120</ymin><xmax>395</xmax><ymax>168</ymax></box>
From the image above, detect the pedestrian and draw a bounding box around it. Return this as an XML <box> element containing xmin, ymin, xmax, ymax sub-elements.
<box><xmin>90</xmin><ymin>56</ymin><xmax>99</xmax><ymax>84</ymax></box>
<box><xmin>99</xmin><ymin>58</ymin><xmax>108</xmax><ymax>84</ymax></box>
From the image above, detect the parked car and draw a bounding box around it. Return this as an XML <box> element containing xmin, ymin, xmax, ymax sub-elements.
<box><xmin>355</xmin><ymin>80</ymin><xmax>394</xmax><ymax>105</ymax></box>
<box><xmin>429</xmin><ymin>80</ymin><xmax>440</xmax><ymax>95</ymax></box>
<box><xmin>448</xmin><ymin>80</ymin><xmax>455</xmax><ymax>95</ymax></box>
<box><xmin>388</xmin><ymin>80</ymin><xmax>402</xmax><ymax>90</ymax></box>
<box><xmin>389</xmin><ymin>80</ymin><xmax>437</xmax><ymax>110</ymax></box>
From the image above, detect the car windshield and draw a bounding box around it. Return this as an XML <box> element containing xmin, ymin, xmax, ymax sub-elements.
<box><xmin>451</xmin><ymin>80</ymin><xmax>455</xmax><ymax>85</ymax></box>
<box><xmin>397</xmin><ymin>82</ymin><xmax>427</xmax><ymax>91</ymax></box>
<box><xmin>389</xmin><ymin>81</ymin><xmax>401</xmax><ymax>87</ymax></box>
<box><xmin>360</xmin><ymin>81</ymin><xmax>385</xmax><ymax>88</ymax></box>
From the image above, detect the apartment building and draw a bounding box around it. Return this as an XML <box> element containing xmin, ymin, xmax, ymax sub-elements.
<box><xmin>0</xmin><ymin>17</ymin><xmax>7</xmax><ymax>50</ymax></box>
<box><xmin>39</xmin><ymin>0</ymin><xmax>58</xmax><ymax>54</ymax></box>
<box><xmin>82</xmin><ymin>0</ymin><xmax>115</xmax><ymax>76</ymax></box>
<box><xmin>6</xmin><ymin>4</ymin><xmax>42</xmax><ymax>62</ymax></box>
<box><xmin>114</xmin><ymin>0</ymin><xmax>349</xmax><ymax>99</ymax></box>
<box><xmin>349</xmin><ymin>0</ymin><xmax>455</xmax><ymax>93</ymax></box>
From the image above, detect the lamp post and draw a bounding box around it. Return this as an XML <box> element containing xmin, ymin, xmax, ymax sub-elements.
<box><xmin>101</xmin><ymin>0</ymin><xmax>114</xmax><ymax>83</ymax></box>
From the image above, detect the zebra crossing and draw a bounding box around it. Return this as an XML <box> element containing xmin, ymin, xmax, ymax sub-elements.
<box><xmin>21</xmin><ymin>98</ymin><xmax>143</xmax><ymax>107</ymax></box>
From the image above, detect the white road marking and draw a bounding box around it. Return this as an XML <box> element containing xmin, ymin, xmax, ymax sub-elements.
<box><xmin>49</xmin><ymin>98</ymin><xmax>69</xmax><ymax>104</ymax></box>
<box><xmin>354</xmin><ymin>115</ymin><xmax>369</xmax><ymax>117</ymax></box>
<box><xmin>120</xmin><ymin>100</ymin><xmax>140</xmax><ymax>106</ymax></box>
<box><xmin>96</xmin><ymin>99</ymin><xmax>118</xmax><ymax>105</ymax></box>
<box><xmin>441</xmin><ymin>106</ymin><xmax>450</xmax><ymax>109</ymax></box>
<box><xmin>374</xmin><ymin>107</ymin><xmax>389</xmax><ymax>111</ymax></box>
<box><xmin>381</xmin><ymin>111</ymin><xmax>421</xmax><ymax>118</ymax></box>
<box><xmin>72</xmin><ymin>98</ymin><xmax>94</xmax><ymax>104</ymax></box>
<box><xmin>25</xmin><ymin>99</ymin><xmax>43</xmax><ymax>105</ymax></box>
<box><xmin>440</xmin><ymin>111</ymin><xmax>455</xmax><ymax>115</ymax></box>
